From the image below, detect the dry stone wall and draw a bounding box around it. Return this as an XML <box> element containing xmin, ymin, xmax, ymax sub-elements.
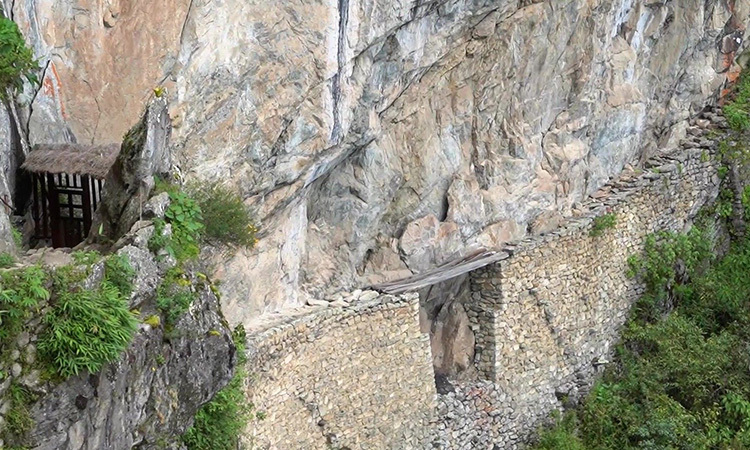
<box><xmin>453</xmin><ymin>113</ymin><xmax>723</xmax><ymax>449</ymax></box>
<box><xmin>243</xmin><ymin>293</ymin><xmax>436</xmax><ymax>450</ymax></box>
<box><xmin>240</xmin><ymin>111</ymin><xmax>726</xmax><ymax>449</ymax></box>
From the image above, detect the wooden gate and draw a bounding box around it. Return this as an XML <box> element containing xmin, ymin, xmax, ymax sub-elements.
<box><xmin>31</xmin><ymin>173</ymin><xmax>103</xmax><ymax>248</ymax></box>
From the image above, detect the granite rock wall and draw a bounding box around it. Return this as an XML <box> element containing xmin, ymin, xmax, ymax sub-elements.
<box><xmin>6</xmin><ymin>0</ymin><xmax>748</xmax><ymax>320</ymax></box>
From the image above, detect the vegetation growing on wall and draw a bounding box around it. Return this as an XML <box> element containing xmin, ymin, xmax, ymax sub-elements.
<box><xmin>0</xmin><ymin>253</ymin><xmax>138</xmax><ymax>445</ymax></box>
<box><xmin>182</xmin><ymin>325</ymin><xmax>253</xmax><ymax>450</ymax></box>
<box><xmin>38</xmin><ymin>253</ymin><xmax>137</xmax><ymax>377</ymax></box>
<box><xmin>149</xmin><ymin>179</ymin><xmax>257</xmax><ymax>328</ymax></box>
<box><xmin>589</xmin><ymin>213</ymin><xmax>617</xmax><ymax>237</ymax></box>
<box><xmin>156</xmin><ymin>266</ymin><xmax>196</xmax><ymax>328</ymax></box>
<box><xmin>189</xmin><ymin>182</ymin><xmax>258</xmax><ymax>249</ymax></box>
<box><xmin>0</xmin><ymin>17</ymin><xmax>37</xmax><ymax>98</ymax></box>
<box><xmin>533</xmin><ymin>227</ymin><xmax>750</xmax><ymax>449</ymax></box>
<box><xmin>0</xmin><ymin>266</ymin><xmax>49</xmax><ymax>349</ymax></box>
<box><xmin>717</xmin><ymin>71</ymin><xmax>750</xmax><ymax>237</ymax></box>
<box><xmin>150</xmin><ymin>179</ymin><xmax>258</xmax><ymax>258</ymax></box>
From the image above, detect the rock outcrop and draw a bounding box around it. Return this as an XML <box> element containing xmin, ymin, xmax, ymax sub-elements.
<box><xmin>90</xmin><ymin>96</ymin><xmax>172</xmax><ymax>243</ymax></box>
<box><xmin>0</xmin><ymin>210</ymin><xmax>235</xmax><ymax>450</ymax></box>
<box><xmin>9</xmin><ymin>0</ymin><xmax>750</xmax><ymax>322</ymax></box>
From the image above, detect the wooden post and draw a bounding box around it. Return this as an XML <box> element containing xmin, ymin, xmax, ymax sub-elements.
<box><xmin>81</xmin><ymin>174</ymin><xmax>92</xmax><ymax>238</ymax></box>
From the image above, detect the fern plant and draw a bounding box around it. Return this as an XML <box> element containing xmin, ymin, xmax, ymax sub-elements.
<box><xmin>0</xmin><ymin>266</ymin><xmax>49</xmax><ymax>344</ymax></box>
<box><xmin>38</xmin><ymin>256</ymin><xmax>138</xmax><ymax>377</ymax></box>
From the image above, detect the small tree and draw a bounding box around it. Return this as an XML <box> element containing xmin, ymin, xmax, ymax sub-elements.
<box><xmin>0</xmin><ymin>17</ymin><xmax>38</xmax><ymax>98</ymax></box>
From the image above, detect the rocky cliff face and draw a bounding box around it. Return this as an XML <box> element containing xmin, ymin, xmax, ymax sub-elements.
<box><xmin>0</xmin><ymin>216</ymin><xmax>236</xmax><ymax>450</ymax></box>
<box><xmin>8</xmin><ymin>0</ymin><xmax>749</xmax><ymax>322</ymax></box>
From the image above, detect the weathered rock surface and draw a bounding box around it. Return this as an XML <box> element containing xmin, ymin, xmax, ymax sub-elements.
<box><xmin>89</xmin><ymin>96</ymin><xmax>172</xmax><ymax>243</ymax></box>
<box><xmin>0</xmin><ymin>209</ymin><xmax>235</xmax><ymax>450</ymax></box>
<box><xmin>9</xmin><ymin>0</ymin><xmax>750</xmax><ymax>321</ymax></box>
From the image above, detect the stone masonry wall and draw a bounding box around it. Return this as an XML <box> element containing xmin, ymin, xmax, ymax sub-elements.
<box><xmin>454</xmin><ymin>113</ymin><xmax>724</xmax><ymax>449</ymax></box>
<box><xmin>243</xmin><ymin>293</ymin><xmax>436</xmax><ymax>449</ymax></box>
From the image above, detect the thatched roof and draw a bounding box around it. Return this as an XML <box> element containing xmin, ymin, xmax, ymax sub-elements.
<box><xmin>22</xmin><ymin>143</ymin><xmax>120</xmax><ymax>179</ymax></box>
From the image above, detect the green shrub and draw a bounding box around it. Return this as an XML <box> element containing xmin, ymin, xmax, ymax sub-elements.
<box><xmin>533</xmin><ymin>231</ymin><xmax>750</xmax><ymax>450</ymax></box>
<box><xmin>724</xmin><ymin>72</ymin><xmax>750</xmax><ymax>132</ymax></box>
<box><xmin>3</xmin><ymin>382</ymin><xmax>35</xmax><ymax>439</ymax></box>
<box><xmin>156</xmin><ymin>267</ymin><xmax>196</xmax><ymax>327</ymax></box>
<box><xmin>589</xmin><ymin>213</ymin><xmax>617</xmax><ymax>237</ymax></box>
<box><xmin>71</xmin><ymin>250</ymin><xmax>101</xmax><ymax>266</ymax></box>
<box><xmin>151</xmin><ymin>181</ymin><xmax>204</xmax><ymax>261</ymax></box>
<box><xmin>148</xmin><ymin>217</ymin><xmax>170</xmax><ymax>254</ymax></box>
<box><xmin>535</xmin><ymin>412</ymin><xmax>585</xmax><ymax>450</ymax></box>
<box><xmin>11</xmin><ymin>226</ymin><xmax>22</xmax><ymax>248</ymax></box>
<box><xmin>38</xmin><ymin>256</ymin><xmax>138</xmax><ymax>377</ymax></box>
<box><xmin>165</xmin><ymin>190</ymin><xmax>204</xmax><ymax>261</ymax></box>
<box><xmin>0</xmin><ymin>251</ymin><xmax>15</xmax><ymax>268</ymax></box>
<box><xmin>103</xmin><ymin>253</ymin><xmax>135</xmax><ymax>298</ymax></box>
<box><xmin>0</xmin><ymin>266</ymin><xmax>49</xmax><ymax>345</ymax></box>
<box><xmin>188</xmin><ymin>182</ymin><xmax>257</xmax><ymax>248</ymax></box>
<box><xmin>0</xmin><ymin>17</ymin><xmax>38</xmax><ymax>98</ymax></box>
<box><xmin>183</xmin><ymin>325</ymin><xmax>251</xmax><ymax>450</ymax></box>
<box><xmin>626</xmin><ymin>227</ymin><xmax>713</xmax><ymax>321</ymax></box>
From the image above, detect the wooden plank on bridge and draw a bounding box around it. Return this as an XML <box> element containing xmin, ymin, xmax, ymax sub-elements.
<box><xmin>370</xmin><ymin>249</ymin><xmax>509</xmax><ymax>294</ymax></box>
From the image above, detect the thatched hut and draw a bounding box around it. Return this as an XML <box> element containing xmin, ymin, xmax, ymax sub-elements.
<box><xmin>22</xmin><ymin>143</ymin><xmax>120</xmax><ymax>248</ymax></box>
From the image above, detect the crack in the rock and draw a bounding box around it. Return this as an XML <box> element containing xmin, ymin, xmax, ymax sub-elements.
<box><xmin>330</xmin><ymin>0</ymin><xmax>350</xmax><ymax>144</ymax></box>
<box><xmin>25</xmin><ymin>59</ymin><xmax>50</xmax><ymax>141</ymax></box>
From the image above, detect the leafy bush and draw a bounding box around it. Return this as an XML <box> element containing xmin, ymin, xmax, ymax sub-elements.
<box><xmin>103</xmin><ymin>253</ymin><xmax>135</xmax><ymax>298</ymax></box>
<box><xmin>533</xmin><ymin>231</ymin><xmax>750</xmax><ymax>450</ymax></box>
<box><xmin>71</xmin><ymin>250</ymin><xmax>101</xmax><ymax>266</ymax></box>
<box><xmin>626</xmin><ymin>227</ymin><xmax>713</xmax><ymax>321</ymax></box>
<box><xmin>589</xmin><ymin>213</ymin><xmax>617</xmax><ymax>237</ymax></box>
<box><xmin>11</xmin><ymin>226</ymin><xmax>22</xmax><ymax>248</ymax></box>
<box><xmin>188</xmin><ymin>182</ymin><xmax>257</xmax><ymax>248</ymax></box>
<box><xmin>151</xmin><ymin>181</ymin><xmax>204</xmax><ymax>261</ymax></box>
<box><xmin>724</xmin><ymin>71</ymin><xmax>750</xmax><ymax>132</ymax></box>
<box><xmin>38</xmin><ymin>256</ymin><xmax>138</xmax><ymax>377</ymax></box>
<box><xmin>535</xmin><ymin>412</ymin><xmax>585</xmax><ymax>450</ymax></box>
<box><xmin>0</xmin><ymin>251</ymin><xmax>15</xmax><ymax>268</ymax></box>
<box><xmin>165</xmin><ymin>190</ymin><xmax>204</xmax><ymax>261</ymax></box>
<box><xmin>3</xmin><ymin>382</ymin><xmax>35</xmax><ymax>439</ymax></box>
<box><xmin>156</xmin><ymin>267</ymin><xmax>196</xmax><ymax>327</ymax></box>
<box><xmin>0</xmin><ymin>17</ymin><xmax>38</xmax><ymax>98</ymax></box>
<box><xmin>183</xmin><ymin>325</ymin><xmax>252</xmax><ymax>450</ymax></box>
<box><xmin>0</xmin><ymin>266</ymin><xmax>49</xmax><ymax>345</ymax></box>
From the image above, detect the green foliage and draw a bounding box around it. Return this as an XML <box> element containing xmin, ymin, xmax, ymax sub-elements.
<box><xmin>156</xmin><ymin>267</ymin><xmax>196</xmax><ymax>327</ymax></box>
<box><xmin>724</xmin><ymin>72</ymin><xmax>750</xmax><ymax>132</ymax></box>
<box><xmin>0</xmin><ymin>251</ymin><xmax>15</xmax><ymax>268</ymax></box>
<box><xmin>151</xmin><ymin>182</ymin><xmax>204</xmax><ymax>261</ymax></box>
<box><xmin>188</xmin><ymin>182</ymin><xmax>258</xmax><ymax>248</ymax></box>
<box><xmin>103</xmin><ymin>253</ymin><xmax>135</xmax><ymax>298</ymax></box>
<box><xmin>183</xmin><ymin>325</ymin><xmax>252</xmax><ymax>450</ymax></box>
<box><xmin>165</xmin><ymin>190</ymin><xmax>204</xmax><ymax>261</ymax></box>
<box><xmin>589</xmin><ymin>213</ymin><xmax>617</xmax><ymax>237</ymax></box>
<box><xmin>3</xmin><ymin>383</ymin><xmax>35</xmax><ymax>440</ymax></box>
<box><xmin>38</xmin><ymin>256</ymin><xmax>138</xmax><ymax>377</ymax></box>
<box><xmin>11</xmin><ymin>226</ymin><xmax>22</xmax><ymax>248</ymax></box>
<box><xmin>0</xmin><ymin>18</ymin><xmax>38</xmax><ymax>98</ymax></box>
<box><xmin>0</xmin><ymin>266</ymin><xmax>49</xmax><ymax>345</ymax></box>
<box><xmin>535</xmin><ymin>412</ymin><xmax>585</xmax><ymax>450</ymax></box>
<box><xmin>626</xmin><ymin>227</ymin><xmax>713</xmax><ymax>321</ymax></box>
<box><xmin>71</xmin><ymin>250</ymin><xmax>101</xmax><ymax>266</ymax></box>
<box><xmin>148</xmin><ymin>217</ymin><xmax>170</xmax><ymax>254</ymax></box>
<box><xmin>533</xmin><ymin>231</ymin><xmax>750</xmax><ymax>450</ymax></box>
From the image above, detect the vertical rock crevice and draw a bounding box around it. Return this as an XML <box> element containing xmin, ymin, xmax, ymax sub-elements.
<box><xmin>330</xmin><ymin>0</ymin><xmax>349</xmax><ymax>144</ymax></box>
